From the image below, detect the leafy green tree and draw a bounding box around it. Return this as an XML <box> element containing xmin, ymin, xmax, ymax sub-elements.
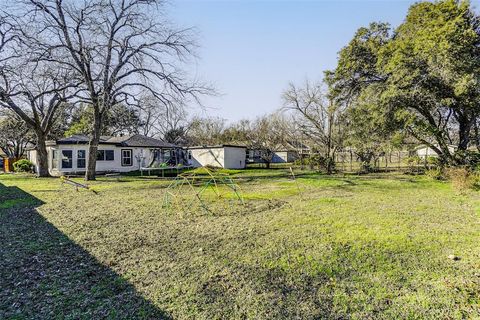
<box><xmin>328</xmin><ymin>0</ymin><xmax>480</xmax><ymax>165</ymax></box>
<box><xmin>164</xmin><ymin>127</ymin><xmax>188</xmax><ymax>144</ymax></box>
<box><xmin>0</xmin><ymin>111</ymin><xmax>32</xmax><ymax>159</ymax></box>
<box><xmin>326</xmin><ymin>22</ymin><xmax>390</xmax><ymax>103</ymax></box>
<box><xmin>343</xmin><ymin>85</ymin><xmax>403</xmax><ymax>172</ymax></box>
<box><xmin>382</xmin><ymin>0</ymin><xmax>480</xmax><ymax>164</ymax></box>
<box><xmin>65</xmin><ymin>104</ymin><xmax>143</xmax><ymax>137</ymax></box>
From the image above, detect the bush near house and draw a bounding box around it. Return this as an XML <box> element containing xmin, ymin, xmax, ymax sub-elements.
<box><xmin>12</xmin><ymin>159</ymin><xmax>34</xmax><ymax>173</ymax></box>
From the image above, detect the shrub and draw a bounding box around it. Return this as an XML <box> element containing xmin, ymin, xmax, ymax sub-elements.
<box><xmin>299</xmin><ymin>154</ymin><xmax>335</xmax><ymax>173</ymax></box>
<box><xmin>406</xmin><ymin>155</ymin><xmax>421</xmax><ymax>166</ymax></box>
<box><xmin>13</xmin><ymin>159</ymin><xmax>34</xmax><ymax>173</ymax></box>
<box><xmin>405</xmin><ymin>156</ymin><xmax>422</xmax><ymax>174</ymax></box>
<box><xmin>360</xmin><ymin>161</ymin><xmax>373</xmax><ymax>173</ymax></box>
<box><xmin>425</xmin><ymin>168</ymin><xmax>444</xmax><ymax>180</ymax></box>
<box><xmin>426</xmin><ymin>156</ymin><xmax>441</xmax><ymax>168</ymax></box>
<box><xmin>455</xmin><ymin>150</ymin><xmax>480</xmax><ymax>169</ymax></box>
<box><xmin>445</xmin><ymin>167</ymin><xmax>476</xmax><ymax>193</ymax></box>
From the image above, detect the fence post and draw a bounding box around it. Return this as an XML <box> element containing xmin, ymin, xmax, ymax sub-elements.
<box><xmin>350</xmin><ymin>150</ymin><xmax>353</xmax><ymax>172</ymax></box>
<box><xmin>398</xmin><ymin>151</ymin><xmax>401</xmax><ymax>171</ymax></box>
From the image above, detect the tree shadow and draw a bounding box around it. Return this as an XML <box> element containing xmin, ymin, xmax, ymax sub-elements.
<box><xmin>0</xmin><ymin>182</ymin><xmax>171</xmax><ymax>319</ymax></box>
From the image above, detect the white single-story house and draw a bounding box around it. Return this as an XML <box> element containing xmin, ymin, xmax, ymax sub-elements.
<box><xmin>188</xmin><ymin>145</ymin><xmax>246</xmax><ymax>169</ymax></box>
<box><xmin>27</xmin><ymin>134</ymin><xmax>187</xmax><ymax>176</ymax></box>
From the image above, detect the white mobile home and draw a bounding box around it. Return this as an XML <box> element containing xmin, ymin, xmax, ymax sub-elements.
<box><xmin>188</xmin><ymin>145</ymin><xmax>246</xmax><ymax>169</ymax></box>
<box><xmin>27</xmin><ymin>134</ymin><xmax>186</xmax><ymax>176</ymax></box>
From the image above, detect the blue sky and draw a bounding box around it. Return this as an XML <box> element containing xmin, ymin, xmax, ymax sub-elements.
<box><xmin>170</xmin><ymin>0</ymin><xmax>480</xmax><ymax>121</ymax></box>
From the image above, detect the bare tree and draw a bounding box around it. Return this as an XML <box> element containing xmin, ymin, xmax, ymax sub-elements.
<box><xmin>0</xmin><ymin>14</ymin><xmax>77</xmax><ymax>176</ymax></box>
<box><xmin>220</xmin><ymin>119</ymin><xmax>252</xmax><ymax>145</ymax></box>
<box><xmin>0</xmin><ymin>110</ymin><xmax>32</xmax><ymax>159</ymax></box>
<box><xmin>247</xmin><ymin>113</ymin><xmax>289</xmax><ymax>168</ymax></box>
<box><xmin>282</xmin><ymin>80</ymin><xmax>343</xmax><ymax>173</ymax></box>
<box><xmin>0</xmin><ymin>65</ymin><xmax>76</xmax><ymax>176</ymax></box>
<box><xmin>187</xmin><ymin>116</ymin><xmax>226</xmax><ymax>146</ymax></box>
<box><xmin>137</xmin><ymin>94</ymin><xmax>188</xmax><ymax>140</ymax></box>
<box><xmin>136</xmin><ymin>96</ymin><xmax>162</xmax><ymax>137</ymax></box>
<box><xmin>155</xmin><ymin>103</ymin><xmax>188</xmax><ymax>141</ymax></box>
<box><xmin>23</xmin><ymin>0</ymin><xmax>209</xmax><ymax>180</ymax></box>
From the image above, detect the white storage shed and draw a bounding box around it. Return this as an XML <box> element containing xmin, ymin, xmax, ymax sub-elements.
<box><xmin>188</xmin><ymin>145</ymin><xmax>246</xmax><ymax>169</ymax></box>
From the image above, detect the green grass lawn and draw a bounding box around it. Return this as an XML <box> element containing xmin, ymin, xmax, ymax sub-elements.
<box><xmin>1</xmin><ymin>170</ymin><xmax>479</xmax><ymax>319</ymax></box>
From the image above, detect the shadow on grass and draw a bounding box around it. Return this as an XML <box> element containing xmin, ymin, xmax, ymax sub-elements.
<box><xmin>0</xmin><ymin>183</ymin><xmax>171</xmax><ymax>319</ymax></box>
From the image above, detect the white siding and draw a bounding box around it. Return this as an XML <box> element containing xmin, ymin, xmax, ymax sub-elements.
<box><xmin>272</xmin><ymin>151</ymin><xmax>299</xmax><ymax>163</ymax></box>
<box><xmin>416</xmin><ymin>145</ymin><xmax>456</xmax><ymax>158</ymax></box>
<box><xmin>189</xmin><ymin>146</ymin><xmax>246</xmax><ymax>169</ymax></box>
<box><xmin>33</xmin><ymin>144</ymin><xmax>157</xmax><ymax>176</ymax></box>
<box><xmin>223</xmin><ymin>147</ymin><xmax>246</xmax><ymax>169</ymax></box>
<box><xmin>189</xmin><ymin>148</ymin><xmax>225</xmax><ymax>168</ymax></box>
<box><xmin>27</xmin><ymin>150</ymin><xmax>38</xmax><ymax>171</ymax></box>
<box><xmin>416</xmin><ymin>147</ymin><xmax>438</xmax><ymax>158</ymax></box>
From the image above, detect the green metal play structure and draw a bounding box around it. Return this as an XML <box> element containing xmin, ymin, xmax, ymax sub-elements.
<box><xmin>162</xmin><ymin>167</ymin><xmax>244</xmax><ymax>214</ymax></box>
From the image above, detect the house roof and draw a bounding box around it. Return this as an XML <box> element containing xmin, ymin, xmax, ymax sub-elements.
<box><xmin>48</xmin><ymin>134</ymin><xmax>177</xmax><ymax>148</ymax></box>
<box><xmin>120</xmin><ymin>135</ymin><xmax>177</xmax><ymax>148</ymax></box>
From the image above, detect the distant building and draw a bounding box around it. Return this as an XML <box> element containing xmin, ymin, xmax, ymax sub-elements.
<box><xmin>246</xmin><ymin>140</ymin><xmax>308</xmax><ymax>164</ymax></box>
<box><xmin>246</xmin><ymin>149</ymin><xmax>265</xmax><ymax>163</ymax></box>
<box><xmin>188</xmin><ymin>145</ymin><xmax>246</xmax><ymax>169</ymax></box>
<box><xmin>272</xmin><ymin>150</ymin><xmax>300</xmax><ymax>163</ymax></box>
<box><xmin>415</xmin><ymin>144</ymin><xmax>456</xmax><ymax>158</ymax></box>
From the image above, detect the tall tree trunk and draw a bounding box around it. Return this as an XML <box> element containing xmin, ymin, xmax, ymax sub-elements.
<box><xmin>326</xmin><ymin>110</ymin><xmax>335</xmax><ymax>175</ymax></box>
<box><xmin>85</xmin><ymin>111</ymin><xmax>102</xmax><ymax>181</ymax></box>
<box><xmin>35</xmin><ymin>131</ymin><xmax>50</xmax><ymax>177</ymax></box>
<box><xmin>458</xmin><ymin>117</ymin><xmax>472</xmax><ymax>152</ymax></box>
<box><xmin>452</xmin><ymin>114</ymin><xmax>475</xmax><ymax>165</ymax></box>
<box><xmin>474</xmin><ymin>121</ymin><xmax>480</xmax><ymax>152</ymax></box>
<box><xmin>85</xmin><ymin>134</ymin><xmax>100</xmax><ymax>181</ymax></box>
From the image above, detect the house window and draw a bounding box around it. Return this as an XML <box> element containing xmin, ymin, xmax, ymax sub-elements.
<box><xmin>121</xmin><ymin>149</ymin><xmax>132</xmax><ymax>166</ymax></box>
<box><xmin>61</xmin><ymin>150</ymin><xmax>73</xmax><ymax>169</ymax></box>
<box><xmin>97</xmin><ymin>150</ymin><xmax>114</xmax><ymax>161</ymax></box>
<box><xmin>163</xmin><ymin>149</ymin><xmax>171</xmax><ymax>162</ymax></box>
<box><xmin>77</xmin><ymin>150</ymin><xmax>86</xmax><ymax>169</ymax></box>
<box><xmin>106</xmin><ymin>150</ymin><xmax>114</xmax><ymax>161</ymax></box>
<box><xmin>96</xmin><ymin>150</ymin><xmax>105</xmax><ymax>161</ymax></box>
